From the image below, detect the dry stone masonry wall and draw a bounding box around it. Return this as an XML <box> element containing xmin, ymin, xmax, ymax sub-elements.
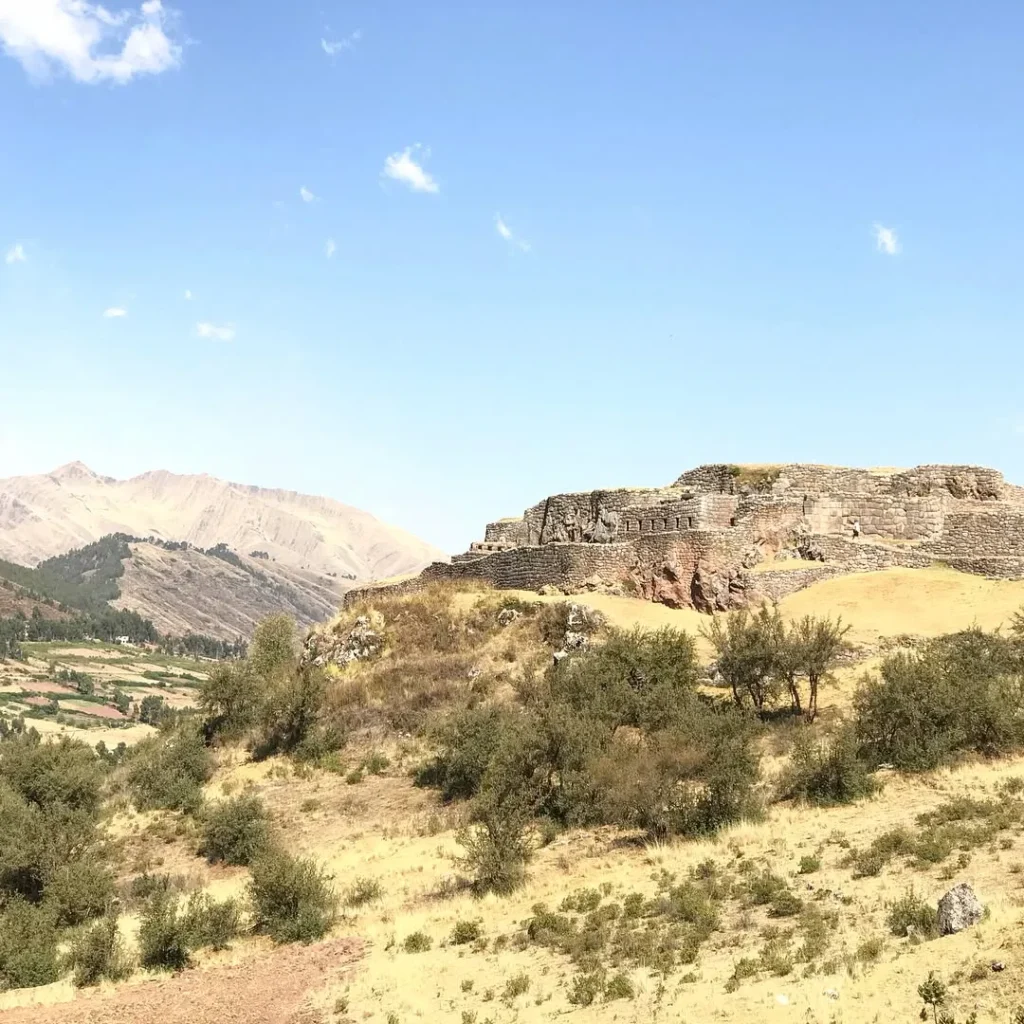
<box><xmin>344</xmin><ymin>463</ymin><xmax>1024</xmax><ymax>612</ymax></box>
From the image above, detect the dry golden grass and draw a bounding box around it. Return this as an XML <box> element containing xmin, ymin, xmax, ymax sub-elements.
<box><xmin>10</xmin><ymin>568</ymin><xmax>1024</xmax><ymax>1021</ymax></box>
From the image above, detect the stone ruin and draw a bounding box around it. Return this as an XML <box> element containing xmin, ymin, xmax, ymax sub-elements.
<box><xmin>346</xmin><ymin>463</ymin><xmax>1024</xmax><ymax>612</ymax></box>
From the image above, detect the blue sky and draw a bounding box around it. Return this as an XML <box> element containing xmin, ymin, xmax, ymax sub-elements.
<box><xmin>1</xmin><ymin>1</ymin><xmax>1023</xmax><ymax>552</ymax></box>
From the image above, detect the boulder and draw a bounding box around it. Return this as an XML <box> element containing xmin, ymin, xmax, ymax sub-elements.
<box><xmin>937</xmin><ymin>882</ymin><xmax>984</xmax><ymax>935</ymax></box>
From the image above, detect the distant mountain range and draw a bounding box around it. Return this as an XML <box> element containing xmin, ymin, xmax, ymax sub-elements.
<box><xmin>0</xmin><ymin>463</ymin><xmax>446</xmax><ymax>637</ymax></box>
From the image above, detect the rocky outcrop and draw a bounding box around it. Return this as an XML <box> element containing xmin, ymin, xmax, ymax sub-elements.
<box><xmin>937</xmin><ymin>883</ymin><xmax>984</xmax><ymax>935</ymax></box>
<box><xmin>303</xmin><ymin>611</ymin><xmax>386</xmax><ymax>668</ymax></box>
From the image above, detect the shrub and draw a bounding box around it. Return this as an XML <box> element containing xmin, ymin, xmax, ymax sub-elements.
<box><xmin>67</xmin><ymin>914</ymin><xmax>134</xmax><ymax>987</ymax></box>
<box><xmin>797</xmin><ymin>855</ymin><xmax>821</xmax><ymax>874</ymax></box>
<box><xmin>501</xmin><ymin>971</ymin><xmax>530</xmax><ymax>1001</ymax></box>
<box><xmin>886</xmin><ymin>888</ymin><xmax>938</xmax><ymax>939</ymax></box>
<box><xmin>199</xmin><ymin>663</ymin><xmax>262</xmax><ymax>741</ymax></box>
<box><xmin>450</xmin><ymin>919</ymin><xmax>482</xmax><ymax>945</ymax></box>
<box><xmin>591</xmin><ymin>704</ymin><xmax>761</xmax><ymax>838</ymax></box>
<box><xmin>126</xmin><ymin>724</ymin><xmax>213</xmax><ymax>813</ymax></box>
<box><xmin>255</xmin><ymin>666</ymin><xmax>336</xmax><ymax>761</ymax></box>
<box><xmin>248</xmin><ymin>849</ymin><xmax>338</xmax><ymax>944</ymax></box>
<box><xmin>138</xmin><ymin>891</ymin><xmax>194</xmax><ymax>971</ymax></box>
<box><xmin>199</xmin><ymin>794</ymin><xmax>272</xmax><ymax>866</ymax></box>
<box><xmin>402</xmin><ymin>931</ymin><xmax>432</xmax><ymax>953</ymax></box>
<box><xmin>414</xmin><ymin>706</ymin><xmax>509</xmax><ymax>802</ymax></box>
<box><xmin>43</xmin><ymin>855</ymin><xmax>115</xmax><ymax>927</ymax></box>
<box><xmin>0</xmin><ymin>900</ymin><xmax>60</xmax><ymax>990</ymax></box>
<box><xmin>457</xmin><ymin>799</ymin><xmax>533</xmax><ymax>895</ymax></box>
<box><xmin>567</xmin><ymin>970</ymin><xmax>605</xmax><ymax>1006</ymax></box>
<box><xmin>856</xmin><ymin>935</ymin><xmax>884</xmax><ymax>962</ymax></box>
<box><xmin>344</xmin><ymin>877</ymin><xmax>383</xmax><ymax>909</ymax></box>
<box><xmin>548</xmin><ymin>626</ymin><xmax>698</xmax><ymax>731</ymax></box>
<box><xmin>604</xmin><ymin>972</ymin><xmax>635</xmax><ymax>1000</ymax></box>
<box><xmin>0</xmin><ymin>733</ymin><xmax>104</xmax><ymax>812</ymax></box>
<box><xmin>855</xmin><ymin>632</ymin><xmax>1024</xmax><ymax>771</ymax></box>
<box><xmin>784</xmin><ymin>729</ymin><xmax>879</xmax><ymax>806</ymax></box>
<box><xmin>182</xmin><ymin>892</ymin><xmax>242</xmax><ymax>951</ymax></box>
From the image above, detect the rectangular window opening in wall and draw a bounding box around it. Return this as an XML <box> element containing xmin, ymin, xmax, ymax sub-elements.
<box><xmin>729</xmin><ymin>517</ymin><xmax>737</xmax><ymax>527</ymax></box>
<box><xmin>687</xmin><ymin>516</ymin><xmax>694</xmax><ymax>528</ymax></box>
<box><xmin>674</xmin><ymin>517</ymin><xmax>681</xmax><ymax>530</ymax></box>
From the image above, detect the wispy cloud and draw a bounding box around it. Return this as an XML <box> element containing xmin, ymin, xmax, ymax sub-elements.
<box><xmin>299</xmin><ymin>186</ymin><xmax>317</xmax><ymax>203</ymax></box>
<box><xmin>103</xmin><ymin>307</ymin><xmax>127</xmax><ymax>318</ymax></box>
<box><xmin>325</xmin><ymin>238</ymin><xmax>336</xmax><ymax>259</ymax></box>
<box><xmin>0</xmin><ymin>0</ymin><xmax>182</xmax><ymax>85</ymax></box>
<box><xmin>183</xmin><ymin>288</ymin><xmax>192</xmax><ymax>300</ymax></box>
<box><xmin>874</xmin><ymin>223</ymin><xmax>900</xmax><ymax>256</ymax></box>
<box><xmin>382</xmin><ymin>144</ymin><xmax>439</xmax><ymax>194</ymax></box>
<box><xmin>4</xmin><ymin>243</ymin><xmax>26</xmax><ymax>264</ymax></box>
<box><xmin>196</xmin><ymin>321</ymin><xmax>235</xmax><ymax>342</ymax></box>
<box><xmin>321</xmin><ymin>29</ymin><xmax>360</xmax><ymax>56</ymax></box>
<box><xmin>495</xmin><ymin>214</ymin><xmax>531</xmax><ymax>252</ymax></box>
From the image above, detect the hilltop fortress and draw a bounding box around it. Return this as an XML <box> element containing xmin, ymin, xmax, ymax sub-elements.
<box><xmin>348</xmin><ymin>464</ymin><xmax>1024</xmax><ymax>612</ymax></box>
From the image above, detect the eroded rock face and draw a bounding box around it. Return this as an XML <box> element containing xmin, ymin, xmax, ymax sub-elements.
<box><xmin>690</xmin><ymin>563</ymin><xmax>748</xmax><ymax>613</ymax></box>
<box><xmin>303</xmin><ymin>611</ymin><xmax>385</xmax><ymax>667</ymax></box>
<box><xmin>937</xmin><ymin>882</ymin><xmax>984</xmax><ymax>935</ymax></box>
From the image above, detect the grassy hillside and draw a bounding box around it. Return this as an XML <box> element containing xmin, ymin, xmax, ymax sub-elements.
<box><xmin>5</xmin><ymin>570</ymin><xmax>1024</xmax><ymax>1023</ymax></box>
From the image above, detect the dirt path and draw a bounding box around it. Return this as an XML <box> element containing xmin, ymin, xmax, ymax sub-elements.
<box><xmin>4</xmin><ymin>938</ymin><xmax>363</xmax><ymax>1024</ymax></box>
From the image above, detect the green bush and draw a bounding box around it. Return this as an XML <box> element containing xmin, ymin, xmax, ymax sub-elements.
<box><xmin>199</xmin><ymin>794</ymin><xmax>272</xmax><ymax>866</ymax></box>
<box><xmin>855</xmin><ymin>630</ymin><xmax>1024</xmax><ymax>771</ymax></box>
<box><xmin>450</xmin><ymin>919</ymin><xmax>482</xmax><ymax>945</ymax></box>
<box><xmin>567</xmin><ymin>970</ymin><xmax>605</xmax><ymax>1006</ymax></box>
<box><xmin>457</xmin><ymin>799</ymin><xmax>533</xmax><ymax>895</ymax></box>
<box><xmin>604</xmin><ymin>972</ymin><xmax>635</xmax><ymax>1000</ymax></box>
<box><xmin>548</xmin><ymin>626</ymin><xmax>699</xmax><ymax>731</ymax></box>
<box><xmin>182</xmin><ymin>892</ymin><xmax>242</xmax><ymax>950</ymax></box>
<box><xmin>784</xmin><ymin>729</ymin><xmax>879</xmax><ymax>806</ymax></box>
<box><xmin>248</xmin><ymin>849</ymin><xmax>338</xmax><ymax>944</ymax></box>
<box><xmin>0</xmin><ymin>733</ymin><xmax>104</xmax><ymax>812</ymax></box>
<box><xmin>138</xmin><ymin>891</ymin><xmax>194</xmax><ymax>971</ymax></box>
<box><xmin>414</xmin><ymin>706</ymin><xmax>509</xmax><ymax>801</ymax></box>
<box><xmin>43</xmin><ymin>855</ymin><xmax>115</xmax><ymax>927</ymax></box>
<box><xmin>402</xmin><ymin>931</ymin><xmax>432</xmax><ymax>953</ymax></box>
<box><xmin>344</xmin><ymin>877</ymin><xmax>383</xmax><ymax>908</ymax></box>
<box><xmin>126</xmin><ymin>724</ymin><xmax>213</xmax><ymax>813</ymax></box>
<box><xmin>886</xmin><ymin>887</ymin><xmax>938</xmax><ymax>939</ymax></box>
<box><xmin>797</xmin><ymin>854</ymin><xmax>821</xmax><ymax>874</ymax></box>
<box><xmin>0</xmin><ymin>900</ymin><xmax>60</xmax><ymax>990</ymax></box>
<box><xmin>66</xmin><ymin>914</ymin><xmax>134</xmax><ymax>987</ymax></box>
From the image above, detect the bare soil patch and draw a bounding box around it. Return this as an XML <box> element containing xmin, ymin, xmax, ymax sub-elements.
<box><xmin>1</xmin><ymin>938</ymin><xmax>364</xmax><ymax>1024</ymax></box>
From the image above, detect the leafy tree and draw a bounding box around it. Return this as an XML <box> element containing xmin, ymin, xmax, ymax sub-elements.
<box><xmin>248</xmin><ymin>849</ymin><xmax>338</xmax><ymax>944</ymax></box>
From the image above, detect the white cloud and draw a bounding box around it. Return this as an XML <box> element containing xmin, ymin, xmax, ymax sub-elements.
<box><xmin>874</xmin><ymin>223</ymin><xmax>900</xmax><ymax>256</ymax></box>
<box><xmin>382</xmin><ymin>145</ymin><xmax>439</xmax><ymax>194</ymax></box>
<box><xmin>299</xmin><ymin>186</ymin><xmax>317</xmax><ymax>203</ymax></box>
<box><xmin>183</xmin><ymin>288</ymin><xmax>192</xmax><ymax>300</ymax></box>
<box><xmin>196</xmin><ymin>321</ymin><xmax>235</xmax><ymax>342</ymax></box>
<box><xmin>325</xmin><ymin>238</ymin><xmax>336</xmax><ymax>259</ymax></box>
<box><xmin>4</xmin><ymin>243</ymin><xmax>26</xmax><ymax>264</ymax></box>
<box><xmin>495</xmin><ymin>214</ymin><xmax>531</xmax><ymax>252</ymax></box>
<box><xmin>0</xmin><ymin>0</ymin><xmax>182</xmax><ymax>85</ymax></box>
<box><xmin>103</xmin><ymin>307</ymin><xmax>127</xmax><ymax>318</ymax></box>
<box><xmin>321</xmin><ymin>29</ymin><xmax>360</xmax><ymax>56</ymax></box>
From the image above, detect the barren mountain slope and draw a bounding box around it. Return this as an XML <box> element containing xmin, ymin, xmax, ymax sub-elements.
<box><xmin>115</xmin><ymin>542</ymin><xmax>347</xmax><ymax>638</ymax></box>
<box><xmin>0</xmin><ymin>462</ymin><xmax>444</xmax><ymax>579</ymax></box>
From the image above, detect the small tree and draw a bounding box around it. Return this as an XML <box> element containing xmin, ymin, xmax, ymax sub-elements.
<box><xmin>199</xmin><ymin>663</ymin><xmax>261</xmax><ymax>741</ymax></box>
<box><xmin>918</xmin><ymin>971</ymin><xmax>947</xmax><ymax>1024</ymax></box>
<box><xmin>702</xmin><ymin>606</ymin><xmax>782</xmax><ymax>714</ymax></box>
<box><xmin>791</xmin><ymin>615</ymin><xmax>849</xmax><ymax>720</ymax></box>
<box><xmin>457</xmin><ymin>797</ymin><xmax>534</xmax><ymax>895</ymax></box>
<box><xmin>248</xmin><ymin>615</ymin><xmax>298</xmax><ymax>683</ymax></box>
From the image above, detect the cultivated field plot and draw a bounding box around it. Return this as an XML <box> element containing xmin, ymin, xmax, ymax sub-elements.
<box><xmin>0</xmin><ymin>640</ymin><xmax>207</xmax><ymax>744</ymax></box>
